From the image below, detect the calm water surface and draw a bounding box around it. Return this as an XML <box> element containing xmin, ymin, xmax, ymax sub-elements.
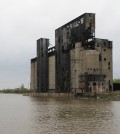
<box><xmin>0</xmin><ymin>94</ymin><xmax>120</xmax><ymax>134</ymax></box>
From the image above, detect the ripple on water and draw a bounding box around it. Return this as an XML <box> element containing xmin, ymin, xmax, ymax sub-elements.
<box><xmin>0</xmin><ymin>95</ymin><xmax>120</xmax><ymax>134</ymax></box>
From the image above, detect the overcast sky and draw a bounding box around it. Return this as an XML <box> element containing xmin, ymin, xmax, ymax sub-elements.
<box><xmin>0</xmin><ymin>0</ymin><xmax>120</xmax><ymax>89</ymax></box>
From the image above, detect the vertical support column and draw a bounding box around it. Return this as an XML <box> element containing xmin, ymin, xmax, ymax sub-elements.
<box><xmin>30</xmin><ymin>58</ymin><xmax>37</xmax><ymax>91</ymax></box>
<box><xmin>37</xmin><ymin>38</ymin><xmax>49</xmax><ymax>92</ymax></box>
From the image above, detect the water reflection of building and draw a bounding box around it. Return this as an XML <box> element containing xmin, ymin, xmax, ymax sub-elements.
<box><xmin>30</xmin><ymin>13</ymin><xmax>113</xmax><ymax>94</ymax></box>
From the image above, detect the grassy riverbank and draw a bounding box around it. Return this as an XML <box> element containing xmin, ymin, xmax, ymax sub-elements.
<box><xmin>75</xmin><ymin>91</ymin><xmax>120</xmax><ymax>101</ymax></box>
<box><xmin>0</xmin><ymin>88</ymin><xmax>32</xmax><ymax>94</ymax></box>
<box><xmin>98</xmin><ymin>91</ymin><xmax>120</xmax><ymax>101</ymax></box>
<box><xmin>1</xmin><ymin>89</ymin><xmax>120</xmax><ymax>101</ymax></box>
<box><xmin>23</xmin><ymin>91</ymin><xmax>120</xmax><ymax>101</ymax></box>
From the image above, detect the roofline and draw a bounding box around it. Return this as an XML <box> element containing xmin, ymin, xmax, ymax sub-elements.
<box><xmin>55</xmin><ymin>13</ymin><xmax>95</xmax><ymax>30</ymax></box>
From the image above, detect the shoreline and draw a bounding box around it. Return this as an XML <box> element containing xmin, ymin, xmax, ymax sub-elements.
<box><xmin>23</xmin><ymin>91</ymin><xmax>120</xmax><ymax>101</ymax></box>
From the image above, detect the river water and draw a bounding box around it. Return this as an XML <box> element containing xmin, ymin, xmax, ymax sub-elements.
<box><xmin>0</xmin><ymin>94</ymin><xmax>120</xmax><ymax>134</ymax></box>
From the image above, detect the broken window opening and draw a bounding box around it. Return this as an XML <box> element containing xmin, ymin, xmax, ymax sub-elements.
<box><xmin>88</xmin><ymin>38</ymin><xmax>92</xmax><ymax>42</ymax></box>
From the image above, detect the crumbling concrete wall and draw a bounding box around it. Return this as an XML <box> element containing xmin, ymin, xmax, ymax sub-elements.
<box><xmin>95</xmin><ymin>38</ymin><xmax>113</xmax><ymax>92</ymax></box>
<box><xmin>70</xmin><ymin>38</ymin><xmax>113</xmax><ymax>93</ymax></box>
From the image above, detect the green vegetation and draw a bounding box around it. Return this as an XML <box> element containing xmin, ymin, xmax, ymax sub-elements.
<box><xmin>113</xmin><ymin>79</ymin><xmax>120</xmax><ymax>83</ymax></box>
<box><xmin>74</xmin><ymin>91</ymin><xmax>120</xmax><ymax>101</ymax></box>
<box><xmin>99</xmin><ymin>91</ymin><xmax>120</xmax><ymax>101</ymax></box>
<box><xmin>0</xmin><ymin>84</ymin><xmax>32</xmax><ymax>94</ymax></box>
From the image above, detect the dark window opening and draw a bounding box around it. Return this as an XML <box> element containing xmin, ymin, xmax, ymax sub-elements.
<box><xmin>62</xmin><ymin>46</ymin><xmax>64</xmax><ymax>53</ymax></box>
<box><xmin>104</xmin><ymin>58</ymin><xmax>106</xmax><ymax>61</ymax></box>
<box><xmin>97</xmin><ymin>44</ymin><xmax>99</xmax><ymax>47</ymax></box>
<box><xmin>67</xmin><ymin>32</ymin><xmax>69</xmax><ymax>38</ymax></box>
<box><xmin>104</xmin><ymin>49</ymin><xmax>106</xmax><ymax>51</ymax></box>
<box><xmin>108</xmin><ymin>62</ymin><xmax>110</xmax><ymax>66</ymax></box>
<box><xmin>99</xmin><ymin>54</ymin><xmax>102</xmax><ymax>61</ymax></box>
<box><xmin>108</xmin><ymin>66</ymin><xmax>110</xmax><ymax>70</ymax></box>
<box><xmin>58</xmin><ymin>37</ymin><xmax>60</xmax><ymax>43</ymax></box>
<box><xmin>73</xmin><ymin>43</ymin><xmax>75</xmax><ymax>49</ymax></box>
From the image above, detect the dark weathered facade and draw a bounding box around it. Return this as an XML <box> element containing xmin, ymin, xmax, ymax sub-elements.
<box><xmin>30</xmin><ymin>13</ymin><xmax>113</xmax><ymax>93</ymax></box>
<box><xmin>55</xmin><ymin>13</ymin><xmax>95</xmax><ymax>92</ymax></box>
<box><xmin>37</xmin><ymin>38</ymin><xmax>49</xmax><ymax>92</ymax></box>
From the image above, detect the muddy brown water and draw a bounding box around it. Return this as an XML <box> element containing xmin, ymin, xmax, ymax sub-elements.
<box><xmin>0</xmin><ymin>94</ymin><xmax>120</xmax><ymax>134</ymax></box>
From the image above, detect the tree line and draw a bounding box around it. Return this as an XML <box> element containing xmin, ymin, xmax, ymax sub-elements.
<box><xmin>113</xmin><ymin>79</ymin><xmax>120</xmax><ymax>83</ymax></box>
<box><xmin>0</xmin><ymin>84</ymin><xmax>32</xmax><ymax>94</ymax></box>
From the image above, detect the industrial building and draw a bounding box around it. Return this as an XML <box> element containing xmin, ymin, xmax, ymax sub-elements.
<box><xmin>30</xmin><ymin>13</ymin><xmax>113</xmax><ymax>94</ymax></box>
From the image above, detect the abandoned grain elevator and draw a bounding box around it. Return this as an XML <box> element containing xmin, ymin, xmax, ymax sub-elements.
<box><xmin>30</xmin><ymin>13</ymin><xmax>113</xmax><ymax>93</ymax></box>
